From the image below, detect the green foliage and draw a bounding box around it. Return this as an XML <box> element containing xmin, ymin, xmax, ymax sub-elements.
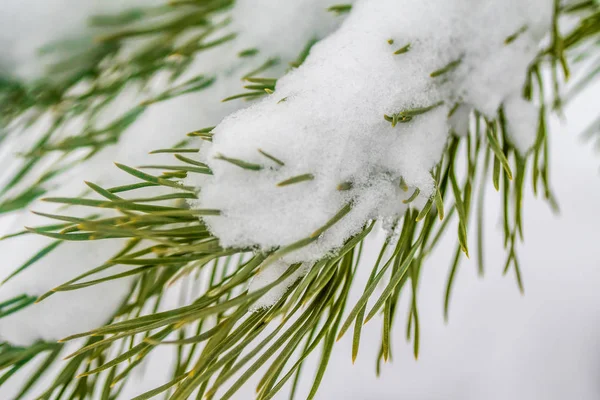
<box><xmin>327</xmin><ymin>4</ymin><xmax>353</xmax><ymax>16</ymax></box>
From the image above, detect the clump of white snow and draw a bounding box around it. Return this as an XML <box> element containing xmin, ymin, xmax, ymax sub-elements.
<box><xmin>248</xmin><ymin>261</ymin><xmax>311</xmax><ymax>310</ymax></box>
<box><xmin>503</xmin><ymin>93</ymin><xmax>540</xmax><ymax>154</ymax></box>
<box><xmin>187</xmin><ymin>0</ymin><xmax>555</xmax><ymax>293</ymax></box>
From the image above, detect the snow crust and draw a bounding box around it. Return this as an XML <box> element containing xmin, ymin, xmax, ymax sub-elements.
<box><xmin>188</xmin><ymin>0</ymin><xmax>555</xmax><ymax>305</ymax></box>
<box><xmin>0</xmin><ymin>0</ymin><xmax>347</xmax><ymax>344</ymax></box>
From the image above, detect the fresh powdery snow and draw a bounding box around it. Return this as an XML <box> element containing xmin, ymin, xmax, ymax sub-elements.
<box><xmin>0</xmin><ymin>0</ymin><xmax>350</xmax><ymax>345</ymax></box>
<box><xmin>188</xmin><ymin>0</ymin><xmax>556</xmax><ymax>307</ymax></box>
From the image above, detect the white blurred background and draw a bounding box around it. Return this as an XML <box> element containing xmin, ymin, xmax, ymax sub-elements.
<box><xmin>1</xmin><ymin>1</ymin><xmax>599</xmax><ymax>399</ymax></box>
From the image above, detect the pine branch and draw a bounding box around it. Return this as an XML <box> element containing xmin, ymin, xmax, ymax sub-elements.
<box><xmin>0</xmin><ymin>2</ymin><xmax>599</xmax><ymax>400</ymax></box>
